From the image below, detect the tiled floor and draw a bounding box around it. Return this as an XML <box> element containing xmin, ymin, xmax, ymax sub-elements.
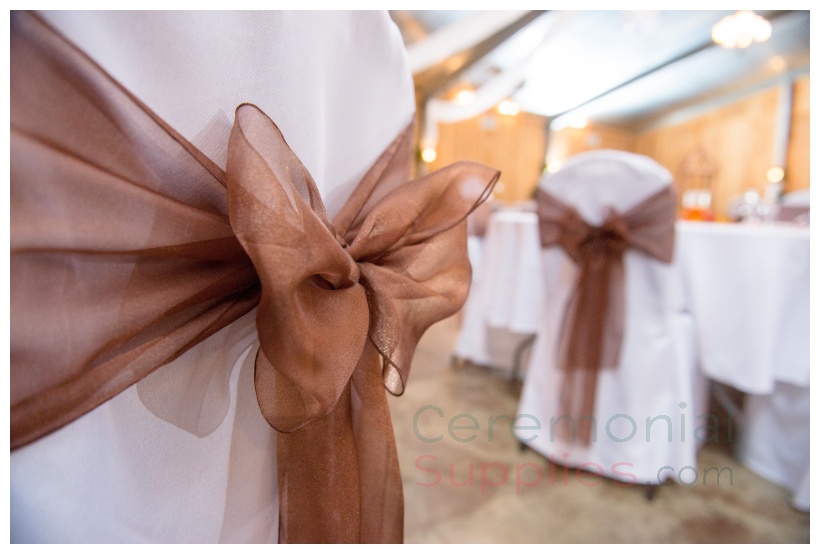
<box><xmin>388</xmin><ymin>316</ymin><xmax>810</xmax><ymax>543</ymax></box>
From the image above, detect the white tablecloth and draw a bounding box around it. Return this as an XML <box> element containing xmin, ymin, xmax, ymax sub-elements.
<box><xmin>453</xmin><ymin>210</ymin><xmax>542</xmax><ymax>370</ymax></box>
<box><xmin>479</xmin><ymin>210</ymin><xmax>543</xmax><ymax>333</ymax></box>
<box><xmin>675</xmin><ymin>221</ymin><xmax>810</xmax><ymax>394</ymax></box>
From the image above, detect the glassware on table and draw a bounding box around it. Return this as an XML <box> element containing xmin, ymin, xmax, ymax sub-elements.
<box><xmin>681</xmin><ymin>188</ymin><xmax>714</xmax><ymax>221</ymax></box>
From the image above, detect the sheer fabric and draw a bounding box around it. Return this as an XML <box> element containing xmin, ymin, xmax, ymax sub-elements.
<box><xmin>535</xmin><ymin>186</ymin><xmax>675</xmax><ymax>444</ymax></box>
<box><xmin>11</xmin><ymin>11</ymin><xmax>498</xmax><ymax>543</ymax></box>
<box><xmin>517</xmin><ymin>150</ymin><xmax>702</xmax><ymax>484</ymax></box>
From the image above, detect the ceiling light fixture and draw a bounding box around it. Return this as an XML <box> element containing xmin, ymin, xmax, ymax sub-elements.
<box><xmin>496</xmin><ymin>99</ymin><xmax>520</xmax><ymax>116</ymax></box>
<box><xmin>453</xmin><ymin>88</ymin><xmax>475</xmax><ymax>106</ymax></box>
<box><xmin>546</xmin><ymin>160</ymin><xmax>563</xmax><ymax>173</ymax></box>
<box><xmin>421</xmin><ymin>147</ymin><xmax>437</xmax><ymax>164</ymax></box>
<box><xmin>766</xmin><ymin>166</ymin><xmax>785</xmax><ymax>183</ymax></box>
<box><xmin>550</xmin><ymin>115</ymin><xmax>588</xmax><ymax>132</ymax></box>
<box><xmin>711</xmin><ymin>10</ymin><xmax>772</xmax><ymax>49</ymax></box>
<box><xmin>568</xmin><ymin>116</ymin><xmax>588</xmax><ymax>129</ymax></box>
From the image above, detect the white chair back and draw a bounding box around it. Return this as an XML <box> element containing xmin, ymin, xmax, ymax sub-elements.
<box><xmin>541</xmin><ymin>149</ymin><xmax>672</xmax><ymax>225</ymax></box>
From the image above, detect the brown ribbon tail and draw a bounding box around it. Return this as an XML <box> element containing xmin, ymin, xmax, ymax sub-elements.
<box><xmin>276</xmin><ymin>342</ymin><xmax>403</xmax><ymax>543</ymax></box>
<box><xmin>10</xmin><ymin>11</ymin><xmax>259</xmax><ymax>449</ymax></box>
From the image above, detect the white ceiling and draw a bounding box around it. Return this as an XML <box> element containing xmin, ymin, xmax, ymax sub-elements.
<box><xmin>391</xmin><ymin>10</ymin><xmax>810</xmax><ymax>131</ymax></box>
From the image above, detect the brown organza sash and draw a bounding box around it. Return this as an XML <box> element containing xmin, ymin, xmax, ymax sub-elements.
<box><xmin>536</xmin><ymin>186</ymin><xmax>675</xmax><ymax>445</ymax></box>
<box><xmin>10</xmin><ymin>12</ymin><xmax>499</xmax><ymax>543</ymax></box>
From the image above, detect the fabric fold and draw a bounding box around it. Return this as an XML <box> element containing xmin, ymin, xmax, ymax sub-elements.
<box><xmin>536</xmin><ymin>186</ymin><xmax>675</xmax><ymax>445</ymax></box>
<box><xmin>10</xmin><ymin>11</ymin><xmax>260</xmax><ymax>450</ymax></box>
<box><xmin>227</xmin><ymin>103</ymin><xmax>499</xmax><ymax>542</ymax></box>
<box><xmin>11</xmin><ymin>11</ymin><xmax>500</xmax><ymax>544</ymax></box>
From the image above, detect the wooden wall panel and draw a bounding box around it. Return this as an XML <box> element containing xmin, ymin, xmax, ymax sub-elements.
<box><xmin>633</xmin><ymin>87</ymin><xmax>780</xmax><ymax>217</ymax></box>
<box><xmin>427</xmin><ymin>111</ymin><xmax>548</xmax><ymax>203</ymax></box>
<box><xmin>547</xmin><ymin>123</ymin><xmax>635</xmax><ymax>164</ymax></box>
<box><xmin>786</xmin><ymin>74</ymin><xmax>810</xmax><ymax>193</ymax></box>
<box><xmin>425</xmin><ymin>76</ymin><xmax>809</xmax><ymax>213</ymax></box>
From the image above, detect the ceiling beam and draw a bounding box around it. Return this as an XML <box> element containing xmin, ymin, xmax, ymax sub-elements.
<box><xmin>413</xmin><ymin>11</ymin><xmax>547</xmax><ymax>102</ymax></box>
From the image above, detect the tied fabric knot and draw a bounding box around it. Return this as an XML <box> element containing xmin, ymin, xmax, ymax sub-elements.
<box><xmin>580</xmin><ymin>216</ymin><xmax>629</xmax><ymax>259</ymax></box>
<box><xmin>227</xmin><ymin>103</ymin><xmax>498</xmax><ymax>430</ymax></box>
<box><xmin>536</xmin><ymin>186</ymin><xmax>676</xmax><ymax>445</ymax></box>
<box><xmin>10</xmin><ymin>13</ymin><xmax>500</xmax><ymax>545</ymax></box>
<box><xmin>227</xmin><ymin>104</ymin><xmax>499</xmax><ymax>543</ymax></box>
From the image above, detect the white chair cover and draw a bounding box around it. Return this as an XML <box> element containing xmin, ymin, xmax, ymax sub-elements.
<box><xmin>517</xmin><ymin>150</ymin><xmax>705</xmax><ymax>485</ymax></box>
<box><xmin>10</xmin><ymin>11</ymin><xmax>414</xmax><ymax>543</ymax></box>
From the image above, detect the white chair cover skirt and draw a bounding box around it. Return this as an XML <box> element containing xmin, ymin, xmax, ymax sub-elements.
<box><xmin>10</xmin><ymin>11</ymin><xmax>414</xmax><ymax>543</ymax></box>
<box><xmin>517</xmin><ymin>150</ymin><xmax>704</xmax><ymax>484</ymax></box>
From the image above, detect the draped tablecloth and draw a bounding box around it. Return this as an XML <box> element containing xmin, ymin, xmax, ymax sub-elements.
<box><xmin>480</xmin><ymin>210</ymin><xmax>544</xmax><ymax>333</ymax></box>
<box><xmin>674</xmin><ymin>220</ymin><xmax>810</xmax><ymax>510</ymax></box>
<box><xmin>675</xmin><ymin>221</ymin><xmax>810</xmax><ymax>394</ymax></box>
<box><xmin>453</xmin><ymin>209</ymin><xmax>542</xmax><ymax>370</ymax></box>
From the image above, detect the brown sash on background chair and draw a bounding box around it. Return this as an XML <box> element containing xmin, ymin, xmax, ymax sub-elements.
<box><xmin>535</xmin><ymin>186</ymin><xmax>675</xmax><ymax>445</ymax></box>
<box><xmin>10</xmin><ymin>12</ymin><xmax>499</xmax><ymax>543</ymax></box>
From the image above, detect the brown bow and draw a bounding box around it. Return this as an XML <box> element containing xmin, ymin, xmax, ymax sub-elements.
<box><xmin>536</xmin><ymin>186</ymin><xmax>675</xmax><ymax>444</ymax></box>
<box><xmin>10</xmin><ymin>11</ymin><xmax>499</xmax><ymax>543</ymax></box>
<box><xmin>228</xmin><ymin>105</ymin><xmax>498</xmax><ymax>542</ymax></box>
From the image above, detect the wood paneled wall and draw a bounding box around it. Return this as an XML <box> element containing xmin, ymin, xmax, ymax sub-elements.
<box><xmin>425</xmin><ymin>74</ymin><xmax>809</xmax><ymax>212</ymax></box>
<box><xmin>632</xmin><ymin>74</ymin><xmax>809</xmax><ymax>216</ymax></box>
<box><xmin>633</xmin><ymin>87</ymin><xmax>780</xmax><ymax>216</ymax></box>
<box><xmin>547</xmin><ymin>123</ymin><xmax>635</xmax><ymax>166</ymax></box>
<box><xmin>786</xmin><ymin>75</ymin><xmax>810</xmax><ymax>192</ymax></box>
<box><xmin>426</xmin><ymin>111</ymin><xmax>548</xmax><ymax>203</ymax></box>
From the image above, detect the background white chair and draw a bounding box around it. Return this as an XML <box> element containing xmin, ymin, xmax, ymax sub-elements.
<box><xmin>517</xmin><ymin>150</ymin><xmax>705</xmax><ymax>486</ymax></box>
